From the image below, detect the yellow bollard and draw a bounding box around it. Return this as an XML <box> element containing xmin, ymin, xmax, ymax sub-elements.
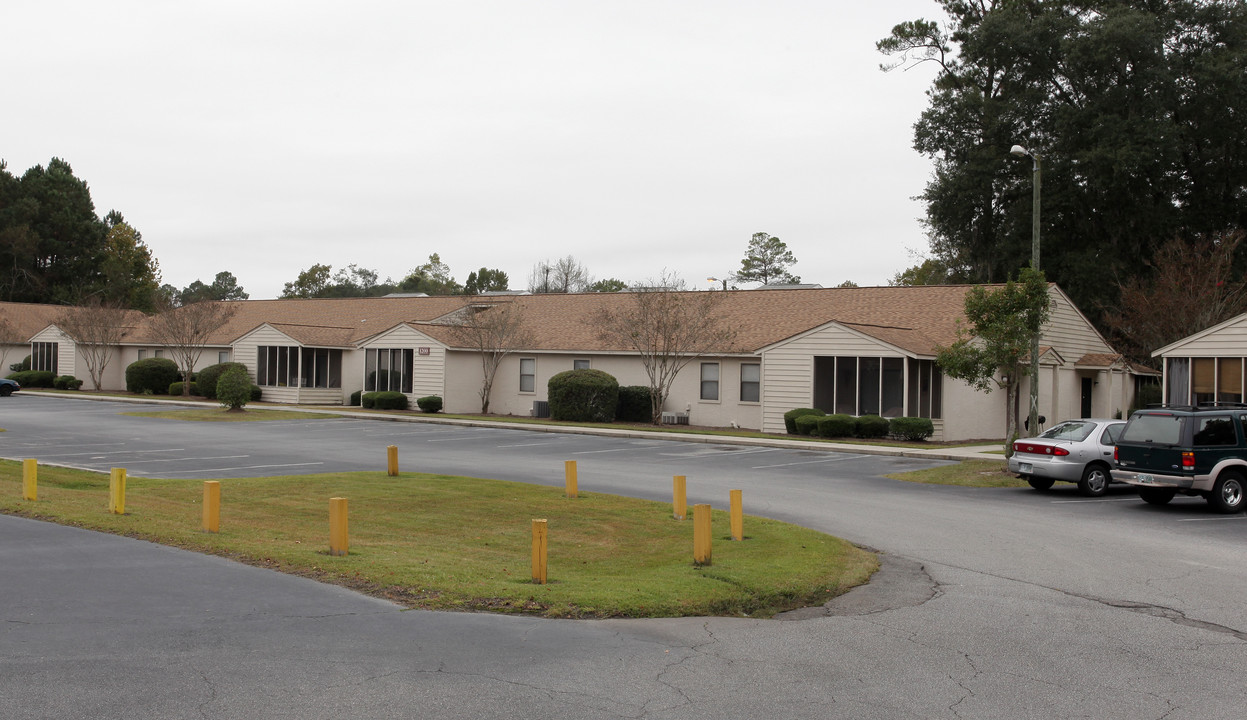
<box><xmin>730</xmin><ymin>489</ymin><xmax>743</xmax><ymax>541</ymax></box>
<box><xmin>673</xmin><ymin>475</ymin><xmax>687</xmax><ymax>520</ymax></box>
<box><xmin>531</xmin><ymin>518</ymin><xmax>548</xmax><ymax>584</ymax></box>
<box><xmin>109</xmin><ymin>468</ymin><xmax>127</xmax><ymax>515</ymax></box>
<box><xmin>386</xmin><ymin>445</ymin><xmax>399</xmax><ymax>476</ymax></box>
<box><xmin>202</xmin><ymin>481</ymin><xmax>221</xmax><ymax>533</ymax></box>
<box><xmin>693</xmin><ymin>503</ymin><xmax>712</xmax><ymax>566</ymax></box>
<box><xmin>329</xmin><ymin>497</ymin><xmax>349</xmax><ymax>556</ymax></box>
<box><xmin>564</xmin><ymin>460</ymin><xmax>578</xmax><ymax>498</ymax></box>
<box><xmin>23</xmin><ymin>459</ymin><xmax>37</xmax><ymax>501</ymax></box>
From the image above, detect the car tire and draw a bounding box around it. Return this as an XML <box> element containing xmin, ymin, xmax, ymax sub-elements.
<box><xmin>1138</xmin><ymin>487</ymin><xmax>1175</xmax><ymax>506</ymax></box>
<box><xmin>1207</xmin><ymin>471</ymin><xmax>1246</xmax><ymax>514</ymax></box>
<box><xmin>1027</xmin><ymin>477</ymin><xmax>1055</xmax><ymax>491</ymax></box>
<box><xmin>0</xmin><ymin>387</ymin><xmax>10</xmax><ymax>397</ymax></box>
<box><xmin>1077</xmin><ymin>465</ymin><xmax>1111</xmax><ymax>497</ymax></box>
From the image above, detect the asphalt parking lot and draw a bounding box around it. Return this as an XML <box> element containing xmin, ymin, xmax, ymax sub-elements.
<box><xmin>4</xmin><ymin>394</ymin><xmax>1247</xmax><ymax>719</ymax></box>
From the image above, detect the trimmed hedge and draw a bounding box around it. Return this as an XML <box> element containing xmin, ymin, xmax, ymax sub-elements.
<box><xmin>815</xmin><ymin>414</ymin><xmax>855</xmax><ymax>438</ymax></box>
<box><xmin>10</xmin><ymin>355</ymin><xmax>31</xmax><ymax>372</ymax></box>
<box><xmin>218</xmin><ymin>366</ymin><xmax>252</xmax><ymax>410</ymax></box>
<box><xmin>362</xmin><ymin>391</ymin><xmax>408</xmax><ymax>410</ymax></box>
<box><xmin>250</xmin><ymin>384</ymin><xmax>263</xmax><ymax>402</ymax></box>
<box><xmin>53</xmin><ymin>375</ymin><xmax>83</xmax><ymax>390</ymax></box>
<box><xmin>855</xmin><ymin>414</ymin><xmax>890</xmax><ymax>438</ymax></box>
<box><xmin>196</xmin><ymin>362</ymin><xmax>247</xmax><ymax>400</ymax></box>
<box><xmin>7</xmin><ymin>370</ymin><xmax>56</xmax><ymax>388</ymax></box>
<box><xmin>784</xmin><ymin>407</ymin><xmax>826</xmax><ymax>434</ymax></box>
<box><xmin>616</xmin><ymin>385</ymin><xmax>654</xmax><ymax>423</ymax></box>
<box><xmin>126</xmin><ymin>358</ymin><xmax>180</xmax><ymax>394</ymax></box>
<box><xmin>794</xmin><ymin>414</ymin><xmax>822</xmax><ymax>436</ymax></box>
<box><xmin>548</xmin><ymin>369</ymin><xmax>619</xmax><ymax>423</ymax></box>
<box><xmin>889</xmin><ymin>417</ymin><xmax>935</xmax><ymax>441</ymax></box>
<box><xmin>349</xmin><ymin>390</ymin><xmax>362</xmax><ymax>406</ymax></box>
<box><xmin>416</xmin><ymin>395</ymin><xmax>443</xmax><ymax>413</ymax></box>
<box><xmin>168</xmin><ymin>381</ymin><xmax>199</xmax><ymax>396</ymax></box>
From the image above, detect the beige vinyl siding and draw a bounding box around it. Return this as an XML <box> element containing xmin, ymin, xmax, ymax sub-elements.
<box><xmin>1041</xmin><ymin>287</ymin><xmax>1115</xmax><ymax>360</ymax></box>
<box><xmin>1159</xmin><ymin>315</ymin><xmax>1247</xmax><ymax>356</ymax></box>
<box><xmin>31</xmin><ymin>326</ymin><xmax>75</xmax><ymax>379</ymax></box>
<box><xmin>359</xmin><ymin>325</ymin><xmax>447</xmax><ymax>404</ymax></box>
<box><xmin>233</xmin><ymin>325</ymin><xmax>298</xmax><ymax>404</ymax></box>
<box><xmin>760</xmin><ymin>323</ymin><xmax>905</xmax><ymax>434</ymax></box>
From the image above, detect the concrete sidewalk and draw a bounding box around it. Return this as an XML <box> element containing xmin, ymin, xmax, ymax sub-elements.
<box><xmin>21</xmin><ymin>390</ymin><xmax>1005</xmax><ymax>462</ymax></box>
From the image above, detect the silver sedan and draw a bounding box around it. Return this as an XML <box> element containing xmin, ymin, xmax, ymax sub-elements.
<box><xmin>1008</xmin><ymin>418</ymin><xmax>1125</xmax><ymax>496</ymax></box>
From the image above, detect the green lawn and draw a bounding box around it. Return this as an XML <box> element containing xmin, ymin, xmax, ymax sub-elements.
<box><xmin>887</xmin><ymin>459</ymin><xmax>1026</xmax><ymax>487</ymax></box>
<box><xmin>0</xmin><ymin>461</ymin><xmax>876</xmax><ymax>618</ymax></box>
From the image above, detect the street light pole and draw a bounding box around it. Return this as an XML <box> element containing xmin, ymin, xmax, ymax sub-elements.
<box><xmin>1011</xmin><ymin>144</ymin><xmax>1041</xmax><ymax>437</ymax></box>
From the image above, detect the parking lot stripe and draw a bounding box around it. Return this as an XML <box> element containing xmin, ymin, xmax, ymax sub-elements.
<box><xmin>750</xmin><ymin>455</ymin><xmax>868</xmax><ymax>469</ymax></box>
<box><xmin>1177</xmin><ymin>516</ymin><xmax>1247</xmax><ymax>522</ymax></box>
<box><xmin>150</xmin><ymin>462</ymin><xmax>326</xmax><ymax>475</ymax></box>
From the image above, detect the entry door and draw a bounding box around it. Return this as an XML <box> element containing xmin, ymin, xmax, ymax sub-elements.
<box><xmin>1081</xmin><ymin>377</ymin><xmax>1093</xmax><ymax>418</ymax></box>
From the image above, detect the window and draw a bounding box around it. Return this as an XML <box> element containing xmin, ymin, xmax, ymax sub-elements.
<box><xmin>301</xmin><ymin>348</ymin><xmax>342</xmax><ymax>389</ymax></box>
<box><xmin>218</xmin><ymin>351</ymin><xmax>231</xmax><ymax>364</ymax></box>
<box><xmin>700</xmin><ymin>363</ymin><xmax>719</xmax><ymax>401</ymax></box>
<box><xmin>858</xmin><ymin>357</ymin><xmax>881</xmax><ymax>415</ymax></box>
<box><xmin>834</xmin><ymin>357</ymin><xmax>857</xmax><ymax>415</ymax></box>
<box><xmin>31</xmin><ymin>342</ymin><xmax>57</xmax><ymax>373</ymax></box>
<box><xmin>365</xmin><ymin>349</ymin><xmax>413</xmax><ymax>393</ymax></box>
<box><xmin>1194</xmin><ymin>416</ymin><xmax>1236</xmax><ymax>446</ymax></box>
<box><xmin>258</xmin><ymin>346</ymin><xmax>342</xmax><ymax>388</ymax></box>
<box><xmin>573</xmin><ymin>359</ymin><xmax>591</xmax><ymax>370</ymax></box>
<box><xmin>519</xmin><ymin>358</ymin><xmax>536</xmax><ymax>393</ymax></box>
<box><xmin>137</xmin><ymin>349</ymin><xmax>146</xmax><ymax>360</ymax></box>
<box><xmin>1193</xmin><ymin>358</ymin><xmax>1215</xmax><ymax>404</ymax></box>
<box><xmin>154</xmin><ymin>349</ymin><xmax>164</xmax><ymax>358</ymax></box>
<box><xmin>1219</xmin><ymin>358</ymin><xmax>1242</xmax><ymax>403</ymax></box>
<box><xmin>740</xmin><ymin>363</ymin><xmax>760</xmax><ymax>403</ymax></box>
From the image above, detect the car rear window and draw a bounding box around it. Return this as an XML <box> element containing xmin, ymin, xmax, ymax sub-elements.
<box><xmin>1120</xmin><ymin>414</ymin><xmax>1183</xmax><ymax>445</ymax></box>
<box><xmin>1193</xmin><ymin>416</ymin><xmax>1237</xmax><ymax>446</ymax></box>
<box><xmin>1040</xmin><ymin>421</ymin><xmax>1096</xmax><ymax>442</ymax></box>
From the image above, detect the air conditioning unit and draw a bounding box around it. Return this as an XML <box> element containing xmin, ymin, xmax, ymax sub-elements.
<box><xmin>661</xmin><ymin>412</ymin><xmax>689</xmax><ymax>425</ymax></box>
<box><xmin>532</xmin><ymin>400</ymin><xmax>550</xmax><ymax>418</ymax></box>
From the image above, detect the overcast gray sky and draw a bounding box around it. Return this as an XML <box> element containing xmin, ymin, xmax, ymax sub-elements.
<box><xmin>6</xmin><ymin>1</ymin><xmax>942</xmax><ymax>299</ymax></box>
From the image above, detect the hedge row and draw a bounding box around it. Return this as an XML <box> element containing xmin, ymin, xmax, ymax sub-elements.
<box><xmin>7</xmin><ymin>370</ymin><xmax>56</xmax><ymax>388</ymax></box>
<box><xmin>548</xmin><ymin>369</ymin><xmax>619</xmax><ymax>422</ymax></box>
<box><xmin>785</xmin><ymin>408</ymin><xmax>934</xmax><ymax>441</ymax></box>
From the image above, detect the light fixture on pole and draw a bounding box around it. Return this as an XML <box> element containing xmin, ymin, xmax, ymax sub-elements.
<box><xmin>1010</xmin><ymin>143</ymin><xmax>1041</xmax><ymax>437</ymax></box>
<box><xmin>707</xmin><ymin>277</ymin><xmax>730</xmax><ymax>291</ymax></box>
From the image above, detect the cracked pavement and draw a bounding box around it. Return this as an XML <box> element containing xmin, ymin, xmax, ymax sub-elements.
<box><xmin>3</xmin><ymin>395</ymin><xmax>1247</xmax><ymax>718</ymax></box>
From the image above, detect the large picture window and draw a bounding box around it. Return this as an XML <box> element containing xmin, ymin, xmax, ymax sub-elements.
<box><xmin>257</xmin><ymin>346</ymin><xmax>341</xmax><ymax>388</ymax></box>
<box><xmin>365</xmin><ymin>349</ymin><xmax>414</xmax><ymax>393</ymax></box>
<box><xmin>31</xmin><ymin>342</ymin><xmax>58</xmax><ymax>373</ymax></box>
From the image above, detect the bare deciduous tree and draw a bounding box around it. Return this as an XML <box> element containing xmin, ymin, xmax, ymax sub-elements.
<box><xmin>444</xmin><ymin>301</ymin><xmax>534</xmax><ymax>413</ymax></box>
<box><xmin>147</xmin><ymin>301</ymin><xmax>238</xmax><ymax>395</ymax></box>
<box><xmin>593</xmin><ymin>274</ymin><xmax>737</xmax><ymax>424</ymax></box>
<box><xmin>0</xmin><ymin>315</ymin><xmax>22</xmax><ymax>373</ymax></box>
<box><xmin>528</xmin><ymin>255</ymin><xmax>592</xmax><ymax>293</ymax></box>
<box><xmin>53</xmin><ymin>301</ymin><xmax>134</xmax><ymax>390</ymax></box>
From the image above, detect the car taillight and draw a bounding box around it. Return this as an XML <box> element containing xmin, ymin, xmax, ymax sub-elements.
<box><xmin>1182</xmin><ymin>451</ymin><xmax>1195</xmax><ymax>470</ymax></box>
<box><xmin>1012</xmin><ymin>442</ymin><xmax>1068</xmax><ymax>456</ymax></box>
<box><xmin>1114</xmin><ymin>446</ymin><xmax>1118</xmax><ymax>461</ymax></box>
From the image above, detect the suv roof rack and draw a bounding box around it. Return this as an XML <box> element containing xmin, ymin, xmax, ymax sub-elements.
<box><xmin>1144</xmin><ymin>402</ymin><xmax>1247</xmax><ymax>411</ymax></box>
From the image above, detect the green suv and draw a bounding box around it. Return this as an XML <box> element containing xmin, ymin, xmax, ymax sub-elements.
<box><xmin>1112</xmin><ymin>404</ymin><xmax>1247</xmax><ymax>513</ymax></box>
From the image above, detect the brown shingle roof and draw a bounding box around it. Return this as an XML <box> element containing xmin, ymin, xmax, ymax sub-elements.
<box><xmin>0</xmin><ymin>301</ymin><xmax>148</xmax><ymax>343</ymax></box>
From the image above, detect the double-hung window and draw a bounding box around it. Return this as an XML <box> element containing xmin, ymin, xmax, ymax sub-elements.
<box><xmin>740</xmin><ymin>363</ymin><xmax>760</xmax><ymax>403</ymax></box>
<box><xmin>700</xmin><ymin>363</ymin><xmax>720</xmax><ymax>401</ymax></box>
<box><xmin>519</xmin><ymin>358</ymin><xmax>536</xmax><ymax>393</ymax></box>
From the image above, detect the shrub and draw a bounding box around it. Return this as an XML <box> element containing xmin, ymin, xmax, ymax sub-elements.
<box><xmin>7</xmin><ymin>370</ymin><xmax>56</xmax><ymax>388</ymax></box>
<box><xmin>416</xmin><ymin>395</ymin><xmax>443</xmax><ymax>413</ymax></box>
<box><xmin>168</xmin><ymin>381</ymin><xmax>199</xmax><ymax>396</ymax></box>
<box><xmin>855</xmin><ymin>414</ymin><xmax>890</xmax><ymax>438</ymax></box>
<box><xmin>53</xmin><ymin>375</ymin><xmax>83</xmax><ymax>390</ymax></box>
<box><xmin>548</xmin><ymin>369</ymin><xmax>619</xmax><ymax>423</ymax></box>
<box><xmin>616</xmin><ymin>385</ymin><xmax>654</xmax><ymax>423</ymax></box>
<box><xmin>794</xmin><ymin>414</ymin><xmax>822</xmax><ymax>436</ymax></box>
<box><xmin>250</xmin><ymin>384</ymin><xmax>262</xmax><ymax>402</ymax></box>
<box><xmin>889</xmin><ymin>417</ymin><xmax>935</xmax><ymax>442</ymax></box>
<box><xmin>783</xmin><ymin>408</ymin><xmax>826</xmax><ymax>434</ymax></box>
<box><xmin>126</xmin><ymin>358</ymin><xmax>180</xmax><ymax>394</ymax></box>
<box><xmin>815</xmin><ymin>414</ymin><xmax>855</xmax><ymax>438</ymax></box>
<box><xmin>196</xmin><ymin>362</ymin><xmax>247</xmax><ymax>400</ymax></box>
<box><xmin>349</xmin><ymin>390</ymin><xmax>362</xmax><ymax>406</ymax></box>
<box><xmin>10</xmin><ymin>355</ymin><xmax>31</xmax><ymax>372</ymax></box>
<box><xmin>363</xmin><ymin>391</ymin><xmax>408</xmax><ymax>410</ymax></box>
<box><xmin>217</xmin><ymin>366</ymin><xmax>252</xmax><ymax>411</ymax></box>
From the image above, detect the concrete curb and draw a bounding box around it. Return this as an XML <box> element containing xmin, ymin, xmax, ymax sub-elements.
<box><xmin>19</xmin><ymin>390</ymin><xmax>1004</xmax><ymax>462</ymax></box>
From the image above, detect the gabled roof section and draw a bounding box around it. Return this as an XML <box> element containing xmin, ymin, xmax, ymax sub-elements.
<box><xmin>265</xmin><ymin>323</ymin><xmax>357</xmax><ymax>348</ymax></box>
<box><xmin>1151</xmin><ymin>312</ymin><xmax>1247</xmax><ymax>357</ymax></box>
<box><xmin>0</xmin><ymin>301</ymin><xmax>147</xmax><ymax>344</ymax></box>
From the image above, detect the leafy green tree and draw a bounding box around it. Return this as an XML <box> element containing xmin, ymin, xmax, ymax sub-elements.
<box><xmin>178</xmin><ymin>271</ymin><xmax>248</xmax><ymax>305</ymax></box>
<box><xmin>734</xmin><ymin>232</ymin><xmax>799</xmax><ymax>285</ymax></box>
<box><xmin>890</xmin><ymin>257</ymin><xmax>956</xmax><ymax>287</ymax></box>
<box><xmin>878</xmin><ymin>0</ymin><xmax>1247</xmax><ymax>326</ymax></box>
<box><xmin>588</xmin><ymin>278</ymin><xmax>627</xmax><ymax>293</ymax></box>
<box><xmin>99</xmin><ymin>212</ymin><xmax>161</xmax><ymax>311</ymax></box>
<box><xmin>463</xmin><ymin>267</ymin><xmax>510</xmax><ymax>294</ymax></box>
<box><xmin>281</xmin><ymin>263</ymin><xmax>332</xmax><ymax>298</ymax></box>
<box><xmin>399</xmin><ymin>254</ymin><xmax>460</xmax><ymax>295</ymax></box>
<box><xmin>935</xmin><ymin>267</ymin><xmax>1050</xmax><ymax>451</ymax></box>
